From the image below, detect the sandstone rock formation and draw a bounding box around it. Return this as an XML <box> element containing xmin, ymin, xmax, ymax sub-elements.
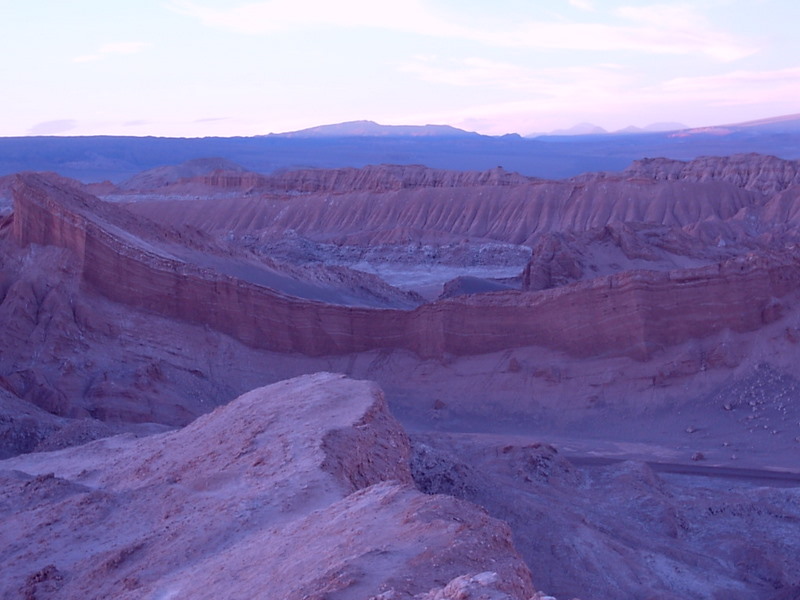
<box><xmin>122</xmin><ymin>176</ymin><xmax>759</xmax><ymax>246</ymax></box>
<box><xmin>621</xmin><ymin>153</ymin><xmax>800</xmax><ymax>195</ymax></box>
<box><xmin>118</xmin><ymin>157</ymin><xmax>248</xmax><ymax>191</ymax></box>
<box><xmin>112</xmin><ymin>162</ymin><xmax>536</xmax><ymax>197</ymax></box>
<box><xmin>0</xmin><ymin>373</ymin><xmax>536</xmax><ymax>599</ymax></box>
<box><xmin>11</xmin><ymin>169</ymin><xmax>800</xmax><ymax>363</ymax></box>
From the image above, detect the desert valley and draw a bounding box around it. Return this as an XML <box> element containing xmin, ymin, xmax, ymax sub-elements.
<box><xmin>1</xmin><ymin>121</ymin><xmax>800</xmax><ymax>599</ymax></box>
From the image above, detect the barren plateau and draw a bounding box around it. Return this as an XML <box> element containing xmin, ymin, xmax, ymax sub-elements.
<box><xmin>1</xmin><ymin>152</ymin><xmax>800</xmax><ymax>599</ymax></box>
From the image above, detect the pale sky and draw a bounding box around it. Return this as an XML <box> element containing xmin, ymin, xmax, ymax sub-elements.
<box><xmin>2</xmin><ymin>0</ymin><xmax>798</xmax><ymax>137</ymax></box>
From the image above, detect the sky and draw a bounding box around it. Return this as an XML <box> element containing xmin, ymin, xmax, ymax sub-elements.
<box><xmin>1</xmin><ymin>0</ymin><xmax>799</xmax><ymax>137</ymax></box>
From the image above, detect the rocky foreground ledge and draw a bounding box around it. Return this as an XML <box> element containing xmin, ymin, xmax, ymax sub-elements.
<box><xmin>0</xmin><ymin>373</ymin><xmax>542</xmax><ymax>600</ymax></box>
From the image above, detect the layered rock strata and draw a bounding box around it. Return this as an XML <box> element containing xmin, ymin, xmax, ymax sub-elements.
<box><xmin>12</xmin><ymin>172</ymin><xmax>800</xmax><ymax>360</ymax></box>
<box><xmin>124</xmin><ymin>177</ymin><xmax>760</xmax><ymax>246</ymax></box>
<box><xmin>117</xmin><ymin>154</ymin><xmax>800</xmax><ymax>198</ymax></box>
<box><xmin>117</xmin><ymin>163</ymin><xmax>536</xmax><ymax>195</ymax></box>
<box><xmin>622</xmin><ymin>153</ymin><xmax>800</xmax><ymax>195</ymax></box>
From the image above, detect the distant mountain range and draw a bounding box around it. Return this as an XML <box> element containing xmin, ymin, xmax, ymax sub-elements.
<box><xmin>1</xmin><ymin>113</ymin><xmax>799</xmax><ymax>183</ymax></box>
<box><xmin>272</xmin><ymin>115</ymin><xmax>800</xmax><ymax>139</ymax></box>
<box><xmin>268</xmin><ymin>120</ymin><xmax>479</xmax><ymax>138</ymax></box>
<box><xmin>529</xmin><ymin>121</ymin><xmax>689</xmax><ymax>137</ymax></box>
<box><xmin>671</xmin><ymin>113</ymin><xmax>800</xmax><ymax>136</ymax></box>
<box><xmin>534</xmin><ymin>113</ymin><xmax>800</xmax><ymax>138</ymax></box>
<box><xmin>271</xmin><ymin>119</ymin><xmax>692</xmax><ymax>138</ymax></box>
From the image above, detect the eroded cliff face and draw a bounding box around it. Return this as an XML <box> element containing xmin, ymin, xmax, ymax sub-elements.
<box><xmin>245</xmin><ymin>163</ymin><xmax>536</xmax><ymax>193</ymax></box>
<box><xmin>124</xmin><ymin>177</ymin><xmax>761</xmax><ymax>246</ymax></box>
<box><xmin>11</xmin><ymin>170</ymin><xmax>800</xmax><ymax>362</ymax></box>
<box><xmin>118</xmin><ymin>154</ymin><xmax>800</xmax><ymax>198</ymax></box>
<box><xmin>115</xmin><ymin>163</ymin><xmax>536</xmax><ymax>196</ymax></box>
<box><xmin>622</xmin><ymin>153</ymin><xmax>800</xmax><ymax>195</ymax></box>
<box><xmin>432</xmin><ymin>254</ymin><xmax>800</xmax><ymax>359</ymax></box>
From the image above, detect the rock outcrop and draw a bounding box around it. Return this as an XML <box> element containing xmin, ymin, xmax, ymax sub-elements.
<box><xmin>248</xmin><ymin>163</ymin><xmax>536</xmax><ymax>193</ymax></box>
<box><xmin>117</xmin><ymin>157</ymin><xmax>249</xmax><ymax>191</ymax></box>
<box><xmin>0</xmin><ymin>387</ymin><xmax>65</xmax><ymax>458</ymax></box>
<box><xmin>0</xmin><ymin>387</ymin><xmax>161</xmax><ymax>458</ymax></box>
<box><xmin>523</xmin><ymin>232</ymin><xmax>585</xmax><ymax>291</ymax></box>
<box><xmin>115</xmin><ymin>154</ymin><xmax>800</xmax><ymax>199</ymax></box>
<box><xmin>0</xmin><ymin>373</ymin><xmax>536</xmax><ymax>599</ymax></box>
<box><xmin>621</xmin><ymin>153</ymin><xmax>800</xmax><ymax>195</ymax></box>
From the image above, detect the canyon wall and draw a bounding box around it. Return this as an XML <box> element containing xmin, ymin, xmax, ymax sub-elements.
<box><xmin>12</xmin><ymin>174</ymin><xmax>413</xmax><ymax>356</ymax></box>
<box><xmin>123</xmin><ymin>154</ymin><xmax>800</xmax><ymax>197</ymax></box>
<box><xmin>230</xmin><ymin>163</ymin><xmax>536</xmax><ymax>193</ymax></box>
<box><xmin>426</xmin><ymin>255</ymin><xmax>800</xmax><ymax>358</ymax></box>
<box><xmin>114</xmin><ymin>163</ymin><xmax>536</xmax><ymax>196</ymax></box>
<box><xmin>622</xmin><ymin>153</ymin><xmax>800</xmax><ymax>195</ymax></box>
<box><xmin>12</xmin><ymin>172</ymin><xmax>800</xmax><ymax>361</ymax></box>
<box><xmin>125</xmin><ymin>178</ymin><xmax>761</xmax><ymax>246</ymax></box>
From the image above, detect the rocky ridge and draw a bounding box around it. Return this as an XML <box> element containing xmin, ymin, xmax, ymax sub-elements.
<box><xmin>621</xmin><ymin>153</ymin><xmax>800</xmax><ymax>195</ymax></box>
<box><xmin>0</xmin><ymin>373</ymin><xmax>537</xmax><ymax>599</ymax></box>
<box><xmin>123</xmin><ymin>177</ymin><xmax>760</xmax><ymax>246</ymax></box>
<box><xmin>118</xmin><ymin>157</ymin><xmax>248</xmax><ymax>191</ymax></box>
<box><xmin>11</xmin><ymin>169</ymin><xmax>800</xmax><ymax>361</ymax></box>
<box><xmin>112</xmin><ymin>163</ymin><xmax>536</xmax><ymax>197</ymax></box>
